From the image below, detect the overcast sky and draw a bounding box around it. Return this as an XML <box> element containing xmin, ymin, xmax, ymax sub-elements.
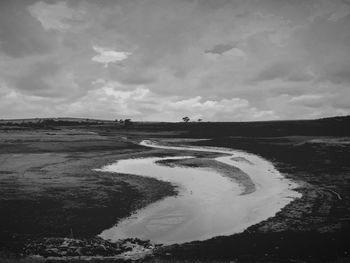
<box><xmin>0</xmin><ymin>0</ymin><xmax>349</xmax><ymax>121</ymax></box>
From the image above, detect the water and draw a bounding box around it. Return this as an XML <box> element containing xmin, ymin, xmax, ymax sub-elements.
<box><xmin>97</xmin><ymin>140</ymin><xmax>301</xmax><ymax>245</ymax></box>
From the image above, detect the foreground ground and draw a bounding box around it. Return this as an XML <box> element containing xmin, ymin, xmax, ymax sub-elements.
<box><xmin>0</xmin><ymin>128</ymin><xmax>177</xmax><ymax>254</ymax></box>
<box><xmin>0</xmin><ymin>117</ymin><xmax>349</xmax><ymax>262</ymax></box>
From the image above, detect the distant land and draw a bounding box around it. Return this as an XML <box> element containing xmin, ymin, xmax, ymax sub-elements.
<box><xmin>1</xmin><ymin>115</ymin><xmax>349</xmax><ymax>123</ymax></box>
<box><xmin>1</xmin><ymin>115</ymin><xmax>349</xmax><ymax>137</ymax></box>
<box><xmin>0</xmin><ymin>117</ymin><xmax>115</xmax><ymax>124</ymax></box>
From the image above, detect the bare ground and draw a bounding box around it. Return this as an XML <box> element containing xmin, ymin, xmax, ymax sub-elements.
<box><xmin>0</xmin><ymin>122</ymin><xmax>349</xmax><ymax>262</ymax></box>
<box><xmin>0</xmin><ymin>128</ymin><xmax>177</xmax><ymax>253</ymax></box>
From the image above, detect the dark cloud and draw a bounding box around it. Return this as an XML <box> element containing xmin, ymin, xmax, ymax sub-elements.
<box><xmin>0</xmin><ymin>1</ymin><xmax>56</xmax><ymax>57</ymax></box>
<box><xmin>12</xmin><ymin>60</ymin><xmax>83</xmax><ymax>99</ymax></box>
<box><xmin>254</xmin><ymin>62</ymin><xmax>294</xmax><ymax>81</ymax></box>
<box><xmin>15</xmin><ymin>61</ymin><xmax>60</xmax><ymax>94</ymax></box>
<box><xmin>319</xmin><ymin>60</ymin><xmax>350</xmax><ymax>84</ymax></box>
<box><xmin>292</xmin><ymin>14</ymin><xmax>350</xmax><ymax>65</ymax></box>
<box><xmin>0</xmin><ymin>0</ymin><xmax>349</xmax><ymax>120</ymax></box>
<box><xmin>197</xmin><ymin>0</ymin><xmax>233</xmax><ymax>10</ymax></box>
<box><xmin>253</xmin><ymin>62</ymin><xmax>313</xmax><ymax>82</ymax></box>
<box><xmin>205</xmin><ymin>43</ymin><xmax>235</xmax><ymax>55</ymax></box>
<box><xmin>105</xmin><ymin>61</ymin><xmax>157</xmax><ymax>86</ymax></box>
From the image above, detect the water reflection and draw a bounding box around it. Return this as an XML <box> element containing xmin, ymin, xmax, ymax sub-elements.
<box><xmin>98</xmin><ymin>141</ymin><xmax>301</xmax><ymax>245</ymax></box>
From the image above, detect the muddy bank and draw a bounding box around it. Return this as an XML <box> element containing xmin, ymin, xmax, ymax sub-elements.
<box><xmin>153</xmin><ymin>136</ymin><xmax>350</xmax><ymax>262</ymax></box>
<box><xmin>193</xmin><ymin>136</ymin><xmax>350</xmax><ymax>234</ymax></box>
<box><xmin>0</xmin><ymin>129</ymin><xmax>176</xmax><ymax>253</ymax></box>
<box><xmin>23</xmin><ymin>237</ymin><xmax>157</xmax><ymax>261</ymax></box>
<box><xmin>156</xmin><ymin>157</ymin><xmax>256</xmax><ymax>195</ymax></box>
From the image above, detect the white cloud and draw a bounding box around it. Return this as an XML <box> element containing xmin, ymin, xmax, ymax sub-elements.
<box><xmin>328</xmin><ymin>8</ymin><xmax>350</xmax><ymax>22</ymax></box>
<box><xmin>64</xmin><ymin>83</ymin><xmax>278</xmax><ymax>121</ymax></box>
<box><xmin>166</xmin><ymin>96</ymin><xmax>278</xmax><ymax>121</ymax></box>
<box><xmin>225</xmin><ymin>48</ymin><xmax>246</xmax><ymax>57</ymax></box>
<box><xmin>102</xmin><ymin>86</ymin><xmax>149</xmax><ymax>101</ymax></box>
<box><xmin>28</xmin><ymin>1</ymin><xmax>84</xmax><ymax>32</ymax></box>
<box><xmin>205</xmin><ymin>48</ymin><xmax>246</xmax><ymax>60</ymax></box>
<box><xmin>92</xmin><ymin>46</ymin><xmax>132</xmax><ymax>67</ymax></box>
<box><xmin>289</xmin><ymin>94</ymin><xmax>325</xmax><ymax>107</ymax></box>
<box><xmin>289</xmin><ymin>94</ymin><xmax>323</xmax><ymax>102</ymax></box>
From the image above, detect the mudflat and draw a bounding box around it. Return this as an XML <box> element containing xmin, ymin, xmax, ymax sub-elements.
<box><xmin>0</xmin><ymin>119</ymin><xmax>349</xmax><ymax>262</ymax></box>
<box><xmin>0</xmin><ymin>128</ymin><xmax>176</xmax><ymax>253</ymax></box>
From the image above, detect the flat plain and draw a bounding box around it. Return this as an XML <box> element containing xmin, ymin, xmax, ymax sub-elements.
<box><xmin>0</xmin><ymin>117</ymin><xmax>349</xmax><ymax>262</ymax></box>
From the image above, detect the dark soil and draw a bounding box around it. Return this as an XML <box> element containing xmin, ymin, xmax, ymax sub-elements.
<box><xmin>1</xmin><ymin>116</ymin><xmax>350</xmax><ymax>262</ymax></box>
<box><xmin>0</xmin><ymin>128</ymin><xmax>176</xmax><ymax>254</ymax></box>
<box><xmin>153</xmin><ymin>136</ymin><xmax>350</xmax><ymax>262</ymax></box>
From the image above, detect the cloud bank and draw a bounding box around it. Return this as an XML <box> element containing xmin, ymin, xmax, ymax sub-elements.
<box><xmin>0</xmin><ymin>0</ymin><xmax>349</xmax><ymax>121</ymax></box>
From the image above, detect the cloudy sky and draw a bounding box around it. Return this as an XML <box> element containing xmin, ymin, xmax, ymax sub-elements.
<box><xmin>0</xmin><ymin>0</ymin><xmax>349</xmax><ymax>121</ymax></box>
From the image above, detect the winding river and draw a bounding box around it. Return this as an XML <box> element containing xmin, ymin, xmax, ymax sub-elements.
<box><xmin>97</xmin><ymin>140</ymin><xmax>301</xmax><ymax>245</ymax></box>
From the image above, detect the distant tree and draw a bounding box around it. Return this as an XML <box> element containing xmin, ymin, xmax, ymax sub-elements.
<box><xmin>124</xmin><ymin>119</ymin><xmax>132</xmax><ymax>126</ymax></box>
<box><xmin>197</xmin><ymin>118</ymin><xmax>202</xmax><ymax>122</ymax></box>
<box><xmin>182</xmin><ymin>116</ymin><xmax>190</xmax><ymax>122</ymax></box>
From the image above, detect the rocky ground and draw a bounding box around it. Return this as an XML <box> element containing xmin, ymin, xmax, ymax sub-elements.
<box><xmin>22</xmin><ymin>237</ymin><xmax>157</xmax><ymax>261</ymax></box>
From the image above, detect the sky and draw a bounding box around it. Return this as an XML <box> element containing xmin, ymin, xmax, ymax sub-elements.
<box><xmin>0</xmin><ymin>0</ymin><xmax>349</xmax><ymax>121</ymax></box>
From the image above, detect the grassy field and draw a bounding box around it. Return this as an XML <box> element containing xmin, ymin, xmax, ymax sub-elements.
<box><xmin>0</xmin><ymin>116</ymin><xmax>349</xmax><ymax>262</ymax></box>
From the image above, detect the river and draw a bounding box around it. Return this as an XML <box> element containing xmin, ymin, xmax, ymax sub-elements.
<box><xmin>97</xmin><ymin>140</ymin><xmax>301</xmax><ymax>245</ymax></box>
